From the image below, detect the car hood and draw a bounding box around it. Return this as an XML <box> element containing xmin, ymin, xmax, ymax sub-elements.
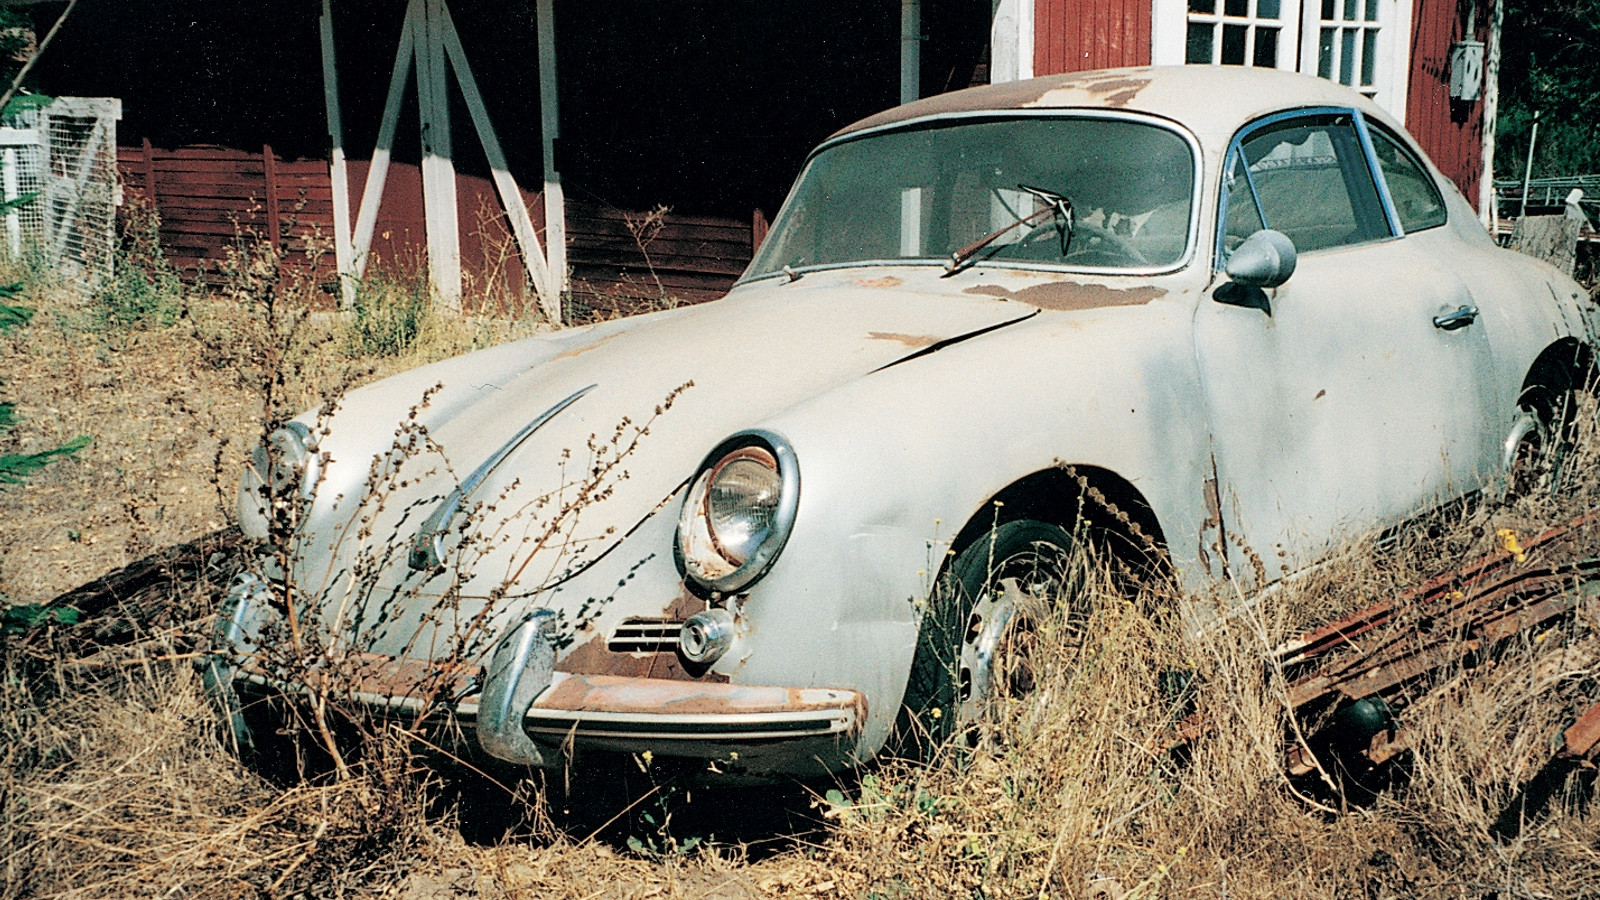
<box><xmin>289</xmin><ymin>272</ymin><xmax>1036</xmax><ymax>639</ymax></box>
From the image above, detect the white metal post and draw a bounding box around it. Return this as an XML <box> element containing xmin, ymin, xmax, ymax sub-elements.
<box><xmin>3</xmin><ymin>147</ymin><xmax>19</xmax><ymax>257</ymax></box>
<box><xmin>901</xmin><ymin>0</ymin><xmax>921</xmax><ymax>104</ymax></box>
<box><xmin>320</xmin><ymin>0</ymin><xmax>355</xmax><ymax>306</ymax></box>
<box><xmin>536</xmin><ymin>0</ymin><xmax>567</xmax><ymax>302</ymax></box>
<box><xmin>439</xmin><ymin>6</ymin><xmax>559</xmax><ymax>319</ymax></box>
<box><xmin>416</xmin><ymin>0</ymin><xmax>462</xmax><ymax>308</ymax></box>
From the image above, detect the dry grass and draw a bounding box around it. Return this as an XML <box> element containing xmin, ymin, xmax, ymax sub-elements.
<box><xmin>4</xmin><ymin>261</ymin><xmax>1600</xmax><ymax>898</ymax></box>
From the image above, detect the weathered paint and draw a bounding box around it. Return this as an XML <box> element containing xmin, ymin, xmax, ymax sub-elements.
<box><xmin>964</xmin><ymin>281</ymin><xmax>1166</xmax><ymax>310</ymax></box>
<box><xmin>1034</xmin><ymin>0</ymin><xmax>1152</xmax><ymax>76</ymax></box>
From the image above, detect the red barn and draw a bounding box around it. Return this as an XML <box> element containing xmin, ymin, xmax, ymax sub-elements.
<box><xmin>29</xmin><ymin>0</ymin><xmax>1498</xmax><ymax>314</ymax></box>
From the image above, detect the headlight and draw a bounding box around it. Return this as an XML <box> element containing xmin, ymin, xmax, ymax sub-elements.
<box><xmin>676</xmin><ymin>431</ymin><xmax>799</xmax><ymax>593</ymax></box>
<box><xmin>238</xmin><ymin>421</ymin><xmax>319</xmax><ymax>541</ymax></box>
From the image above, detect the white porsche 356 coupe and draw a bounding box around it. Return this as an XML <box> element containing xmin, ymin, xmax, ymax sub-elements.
<box><xmin>209</xmin><ymin>66</ymin><xmax>1596</xmax><ymax>778</ymax></box>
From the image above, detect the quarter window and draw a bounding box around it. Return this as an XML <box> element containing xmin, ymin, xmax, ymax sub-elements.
<box><xmin>1367</xmin><ymin>126</ymin><xmax>1447</xmax><ymax>233</ymax></box>
<box><xmin>1223</xmin><ymin>115</ymin><xmax>1390</xmax><ymax>255</ymax></box>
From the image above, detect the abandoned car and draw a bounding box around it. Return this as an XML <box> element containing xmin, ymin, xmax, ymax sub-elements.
<box><xmin>208</xmin><ymin>66</ymin><xmax>1596</xmax><ymax>778</ymax></box>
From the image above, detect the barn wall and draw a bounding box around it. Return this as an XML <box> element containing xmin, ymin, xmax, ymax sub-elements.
<box><xmin>1404</xmin><ymin>0</ymin><xmax>1491</xmax><ymax>207</ymax></box>
<box><xmin>1034</xmin><ymin>0</ymin><xmax>1152</xmax><ymax>75</ymax></box>
<box><xmin>117</xmin><ymin>142</ymin><xmax>753</xmax><ymax>312</ymax></box>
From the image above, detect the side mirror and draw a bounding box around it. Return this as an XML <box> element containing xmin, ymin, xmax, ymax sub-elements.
<box><xmin>1224</xmin><ymin>229</ymin><xmax>1297</xmax><ymax>288</ymax></box>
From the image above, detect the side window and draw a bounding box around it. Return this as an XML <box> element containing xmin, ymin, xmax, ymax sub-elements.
<box><xmin>1222</xmin><ymin>114</ymin><xmax>1391</xmax><ymax>256</ymax></box>
<box><xmin>1368</xmin><ymin>126</ymin><xmax>1447</xmax><ymax>233</ymax></box>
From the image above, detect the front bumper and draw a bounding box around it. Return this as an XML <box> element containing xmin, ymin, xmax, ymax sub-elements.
<box><xmin>210</xmin><ymin>609</ymin><xmax>865</xmax><ymax>776</ymax></box>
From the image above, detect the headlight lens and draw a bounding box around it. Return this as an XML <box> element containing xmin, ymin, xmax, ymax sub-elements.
<box><xmin>677</xmin><ymin>432</ymin><xmax>799</xmax><ymax>593</ymax></box>
<box><xmin>238</xmin><ymin>421</ymin><xmax>318</xmax><ymax>541</ymax></box>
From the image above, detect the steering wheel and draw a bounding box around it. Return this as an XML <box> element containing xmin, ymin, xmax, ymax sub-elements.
<box><xmin>1058</xmin><ymin>222</ymin><xmax>1149</xmax><ymax>267</ymax></box>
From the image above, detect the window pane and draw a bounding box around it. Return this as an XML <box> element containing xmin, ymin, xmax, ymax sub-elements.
<box><xmin>1189</xmin><ymin>0</ymin><xmax>1217</xmax><ymax>12</ymax></box>
<box><xmin>1258</xmin><ymin>0</ymin><xmax>1281</xmax><ymax>18</ymax></box>
<box><xmin>1361</xmin><ymin>29</ymin><xmax>1378</xmax><ymax>86</ymax></box>
<box><xmin>1222</xmin><ymin>24</ymin><xmax>1247</xmax><ymax>64</ymax></box>
<box><xmin>1340</xmin><ymin>29</ymin><xmax>1357</xmax><ymax>84</ymax></box>
<box><xmin>1369</xmin><ymin>127</ymin><xmax>1447</xmax><ymax>233</ymax></box>
<box><xmin>1321</xmin><ymin>0</ymin><xmax>1335</xmax><ymax>20</ymax></box>
<box><xmin>1187</xmin><ymin>22</ymin><xmax>1215</xmax><ymax>63</ymax></box>
<box><xmin>1318</xmin><ymin>28</ymin><xmax>1335</xmax><ymax>78</ymax></box>
<box><xmin>1223</xmin><ymin>153</ymin><xmax>1266</xmax><ymax>252</ymax></box>
<box><xmin>1343</xmin><ymin>0</ymin><xmax>1357</xmax><ymax>20</ymax></box>
<box><xmin>1236</xmin><ymin>117</ymin><xmax>1389</xmax><ymax>252</ymax></box>
<box><xmin>1224</xmin><ymin>0</ymin><xmax>1248</xmax><ymax>16</ymax></box>
<box><xmin>1254</xmin><ymin>27</ymin><xmax>1280</xmax><ymax>67</ymax></box>
<box><xmin>1364</xmin><ymin>0</ymin><xmax>1378</xmax><ymax>21</ymax></box>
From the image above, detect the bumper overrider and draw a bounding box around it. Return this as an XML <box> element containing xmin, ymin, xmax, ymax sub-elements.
<box><xmin>204</xmin><ymin>575</ymin><xmax>866</xmax><ymax>774</ymax></box>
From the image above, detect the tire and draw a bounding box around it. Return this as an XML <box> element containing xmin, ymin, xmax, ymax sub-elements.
<box><xmin>891</xmin><ymin>519</ymin><xmax>1083</xmax><ymax>759</ymax></box>
<box><xmin>1510</xmin><ymin>381</ymin><xmax>1595</xmax><ymax>500</ymax></box>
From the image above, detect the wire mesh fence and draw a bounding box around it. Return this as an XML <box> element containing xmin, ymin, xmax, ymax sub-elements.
<box><xmin>0</xmin><ymin>96</ymin><xmax>120</xmax><ymax>285</ymax></box>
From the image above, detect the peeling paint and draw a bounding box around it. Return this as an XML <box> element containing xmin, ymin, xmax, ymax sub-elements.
<box><xmin>1082</xmin><ymin>77</ymin><xmax>1152</xmax><ymax>109</ymax></box>
<box><xmin>855</xmin><ymin>276</ymin><xmax>903</xmax><ymax>289</ymax></box>
<box><xmin>556</xmin><ymin>633</ymin><xmax>729</xmax><ymax>683</ymax></box>
<box><xmin>868</xmin><ymin>331</ymin><xmax>940</xmax><ymax>348</ymax></box>
<box><xmin>552</xmin><ymin>331</ymin><xmax>623</xmax><ymax>361</ymax></box>
<box><xmin>964</xmin><ymin>281</ymin><xmax>1165</xmax><ymax>311</ymax></box>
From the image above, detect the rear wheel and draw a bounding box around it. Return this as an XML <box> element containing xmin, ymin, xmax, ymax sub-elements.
<box><xmin>1509</xmin><ymin>380</ymin><xmax>1596</xmax><ymax>500</ymax></box>
<box><xmin>893</xmin><ymin>519</ymin><xmax>1084</xmax><ymax>758</ymax></box>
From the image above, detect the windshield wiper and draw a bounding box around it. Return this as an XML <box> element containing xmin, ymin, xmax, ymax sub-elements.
<box><xmin>943</xmin><ymin>183</ymin><xmax>1075</xmax><ymax>276</ymax></box>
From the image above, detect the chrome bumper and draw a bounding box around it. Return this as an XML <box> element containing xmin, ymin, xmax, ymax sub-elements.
<box><xmin>211</xmin><ymin>580</ymin><xmax>863</xmax><ymax>772</ymax></box>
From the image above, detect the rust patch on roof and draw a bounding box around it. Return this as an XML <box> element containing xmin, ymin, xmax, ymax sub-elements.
<box><xmin>855</xmin><ymin>276</ymin><xmax>903</xmax><ymax>289</ymax></box>
<box><xmin>963</xmin><ymin>281</ymin><xmax>1165</xmax><ymax>311</ymax></box>
<box><xmin>1081</xmin><ymin>77</ymin><xmax>1152</xmax><ymax>109</ymax></box>
<box><xmin>868</xmin><ymin>331</ymin><xmax>940</xmax><ymax>348</ymax></box>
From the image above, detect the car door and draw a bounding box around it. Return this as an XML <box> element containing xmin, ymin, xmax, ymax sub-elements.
<box><xmin>1193</xmin><ymin>109</ymin><xmax>1504</xmax><ymax>581</ymax></box>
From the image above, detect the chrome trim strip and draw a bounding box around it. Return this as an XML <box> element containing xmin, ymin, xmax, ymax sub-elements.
<box><xmin>409</xmin><ymin>384</ymin><xmax>596</xmax><ymax>570</ymax></box>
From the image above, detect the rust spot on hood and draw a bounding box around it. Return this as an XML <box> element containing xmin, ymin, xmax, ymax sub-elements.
<box><xmin>869</xmin><ymin>331</ymin><xmax>940</xmax><ymax>348</ymax></box>
<box><xmin>964</xmin><ymin>281</ymin><xmax>1165</xmax><ymax>311</ymax></box>
<box><xmin>553</xmin><ymin>331</ymin><xmax>622</xmax><ymax>361</ymax></box>
<box><xmin>855</xmin><ymin>276</ymin><xmax>903</xmax><ymax>289</ymax></box>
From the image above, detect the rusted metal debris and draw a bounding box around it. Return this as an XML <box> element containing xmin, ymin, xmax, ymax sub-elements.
<box><xmin>1172</xmin><ymin>514</ymin><xmax>1600</xmax><ymax>824</ymax></box>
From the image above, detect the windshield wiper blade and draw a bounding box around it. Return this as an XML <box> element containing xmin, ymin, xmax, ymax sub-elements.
<box><xmin>943</xmin><ymin>183</ymin><xmax>1075</xmax><ymax>277</ymax></box>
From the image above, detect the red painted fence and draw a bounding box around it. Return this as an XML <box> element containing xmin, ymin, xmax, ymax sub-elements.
<box><xmin>116</xmin><ymin>142</ymin><xmax>757</xmax><ymax>313</ymax></box>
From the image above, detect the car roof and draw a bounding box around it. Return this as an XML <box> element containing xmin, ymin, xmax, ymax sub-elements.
<box><xmin>830</xmin><ymin>65</ymin><xmax>1391</xmax><ymax>143</ymax></box>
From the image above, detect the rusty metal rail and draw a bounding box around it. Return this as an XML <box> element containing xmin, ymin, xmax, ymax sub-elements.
<box><xmin>1172</xmin><ymin>514</ymin><xmax>1600</xmax><ymax>821</ymax></box>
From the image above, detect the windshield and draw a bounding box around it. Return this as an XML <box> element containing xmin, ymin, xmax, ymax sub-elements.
<box><xmin>746</xmin><ymin>115</ymin><xmax>1196</xmax><ymax>281</ymax></box>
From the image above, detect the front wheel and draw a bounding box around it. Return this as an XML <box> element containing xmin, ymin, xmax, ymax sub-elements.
<box><xmin>892</xmin><ymin>519</ymin><xmax>1084</xmax><ymax>759</ymax></box>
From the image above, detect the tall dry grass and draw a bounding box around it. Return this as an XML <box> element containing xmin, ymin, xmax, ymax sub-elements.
<box><xmin>4</xmin><ymin>229</ymin><xmax>1600</xmax><ymax>896</ymax></box>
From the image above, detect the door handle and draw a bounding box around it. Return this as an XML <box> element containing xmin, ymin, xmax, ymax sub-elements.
<box><xmin>1432</xmin><ymin>304</ymin><xmax>1479</xmax><ymax>331</ymax></box>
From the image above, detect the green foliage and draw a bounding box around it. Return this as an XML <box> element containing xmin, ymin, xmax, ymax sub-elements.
<box><xmin>346</xmin><ymin>265</ymin><xmax>433</xmax><ymax>358</ymax></box>
<box><xmin>95</xmin><ymin>200</ymin><xmax>181</xmax><ymax>331</ymax></box>
<box><xmin>1496</xmin><ymin>0</ymin><xmax>1600</xmax><ymax>177</ymax></box>
<box><xmin>0</xmin><ymin>601</ymin><xmax>79</xmax><ymax>632</ymax></box>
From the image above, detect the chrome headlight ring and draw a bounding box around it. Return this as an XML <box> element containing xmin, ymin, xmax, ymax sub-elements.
<box><xmin>238</xmin><ymin>420</ymin><xmax>320</xmax><ymax>541</ymax></box>
<box><xmin>675</xmin><ymin>430</ymin><xmax>800</xmax><ymax>594</ymax></box>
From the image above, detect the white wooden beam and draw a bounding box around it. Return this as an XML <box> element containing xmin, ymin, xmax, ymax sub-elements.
<box><xmin>990</xmin><ymin>0</ymin><xmax>1033</xmax><ymax>83</ymax></box>
<box><xmin>439</xmin><ymin>5</ymin><xmax>559</xmax><ymax>319</ymax></box>
<box><xmin>536</xmin><ymin>0</ymin><xmax>567</xmax><ymax>303</ymax></box>
<box><xmin>901</xmin><ymin>0</ymin><xmax>921</xmax><ymax>103</ymax></box>
<box><xmin>320</xmin><ymin>0</ymin><xmax>355</xmax><ymax>306</ymax></box>
<box><xmin>416</xmin><ymin>0</ymin><xmax>461</xmax><ymax>309</ymax></box>
<box><xmin>349</xmin><ymin>0</ymin><xmax>417</xmax><ymax>281</ymax></box>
